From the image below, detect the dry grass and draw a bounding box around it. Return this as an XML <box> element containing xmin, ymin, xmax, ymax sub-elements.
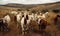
<box><xmin>0</xmin><ymin>7</ymin><xmax>60</xmax><ymax>36</ymax></box>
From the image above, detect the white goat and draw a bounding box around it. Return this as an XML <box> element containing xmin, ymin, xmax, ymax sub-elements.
<box><xmin>3</xmin><ymin>15</ymin><xmax>11</xmax><ymax>26</ymax></box>
<box><xmin>10</xmin><ymin>11</ymin><xmax>18</xmax><ymax>15</ymax></box>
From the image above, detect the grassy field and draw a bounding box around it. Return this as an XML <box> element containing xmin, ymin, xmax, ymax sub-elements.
<box><xmin>0</xmin><ymin>2</ymin><xmax>60</xmax><ymax>36</ymax></box>
<box><xmin>0</xmin><ymin>10</ymin><xmax>60</xmax><ymax>36</ymax></box>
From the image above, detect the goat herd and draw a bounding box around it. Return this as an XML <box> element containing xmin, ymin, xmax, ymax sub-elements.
<box><xmin>0</xmin><ymin>11</ymin><xmax>60</xmax><ymax>36</ymax></box>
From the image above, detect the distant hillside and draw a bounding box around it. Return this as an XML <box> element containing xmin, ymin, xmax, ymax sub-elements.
<box><xmin>2</xmin><ymin>3</ymin><xmax>38</xmax><ymax>9</ymax></box>
<box><xmin>30</xmin><ymin>1</ymin><xmax>60</xmax><ymax>11</ymax></box>
<box><xmin>0</xmin><ymin>1</ymin><xmax>60</xmax><ymax>12</ymax></box>
<box><xmin>0</xmin><ymin>1</ymin><xmax>60</xmax><ymax>9</ymax></box>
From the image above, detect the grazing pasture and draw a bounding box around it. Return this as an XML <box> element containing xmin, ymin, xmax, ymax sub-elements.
<box><xmin>0</xmin><ymin>10</ymin><xmax>60</xmax><ymax>36</ymax></box>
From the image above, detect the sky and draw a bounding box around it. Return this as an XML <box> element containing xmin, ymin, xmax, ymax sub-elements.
<box><xmin>0</xmin><ymin>0</ymin><xmax>60</xmax><ymax>5</ymax></box>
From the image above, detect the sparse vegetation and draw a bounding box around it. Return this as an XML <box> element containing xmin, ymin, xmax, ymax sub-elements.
<box><xmin>52</xmin><ymin>9</ymin><xmax>60</xmax><ymax>13</ymax></box>
<box><xmin>41</xmin><ymin>9</ymin><xmax>48</xmax><ymax>13</ymax></box>
<box><xmin>0</xmin><ymin>2</ymin><xmax>60</xmax><ymax>36</ymax></box>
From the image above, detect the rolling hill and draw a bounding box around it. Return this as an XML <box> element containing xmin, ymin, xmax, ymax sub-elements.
<box><xmin>0</xmin><ymin>1</ymin><xmax>60</xmax><ymax>12</ymax></box>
